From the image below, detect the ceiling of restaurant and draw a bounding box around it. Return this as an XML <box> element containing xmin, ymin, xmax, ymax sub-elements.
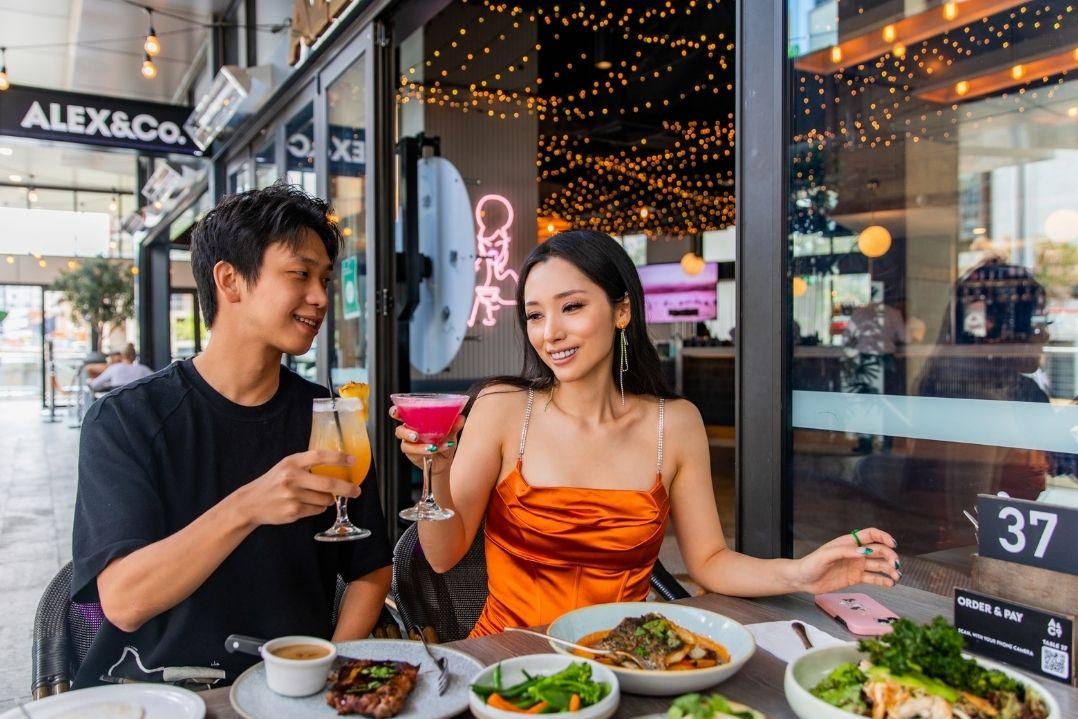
<box><xmin>404</xmin><ymin>0</ymin><xmax>738</xmax><ymax>236</ymax></box>
<box><xmin>0</xmin><ymin>0</ymin><xmax>230</xmax><ymax>103</ymax></box>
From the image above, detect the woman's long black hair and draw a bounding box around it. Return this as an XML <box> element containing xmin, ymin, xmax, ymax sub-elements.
<box><xmin>471</xmin><ymin>229</ymin><xmax>678</xmax><ymax>402</ymax></box>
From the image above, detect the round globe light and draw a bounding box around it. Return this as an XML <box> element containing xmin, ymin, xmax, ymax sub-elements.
<box><xmin>858</xmin><ymin>225</ymin><xmax>892</xmax><ymax>258</ymax></box>
<box><xmin>681</xmin><ymin>252</ymin><xmax>705</xmax><ymax>275</ymax></box>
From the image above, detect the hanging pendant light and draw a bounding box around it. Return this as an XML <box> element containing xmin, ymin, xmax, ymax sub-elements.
<box><xmin>142</xmin><ymin>53</ymin><xmax>158</xmax><ymax>80</ymax></box>
<box><xmin>144</xmin><ymin>11</ymin><xmax>161</xmax><ymax>57</ymax></box>
<box><xmin>858</xmin><ymin>179</ymin><xmax>891</xmax><ymax>259</ymax></box>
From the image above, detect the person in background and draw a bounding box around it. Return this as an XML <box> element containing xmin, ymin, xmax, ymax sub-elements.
<box><xmin>85</xmin><ymin>351</ymin><xmax>122</xmax><ymax>382</ymax></box>
<box><xmin>90</xmin><ymin>344</ymin><xmax>153</xmax><ymax>391</ymax></box>
<box><xmin>71</xmin><ymin>184</ymin><xmax>392</xmax><ymax>688</ymax></box>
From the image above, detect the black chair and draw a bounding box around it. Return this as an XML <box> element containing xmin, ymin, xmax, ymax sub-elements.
<box><xmin>32</xmin><ymin>562</ymin><xmax>104</xmax><ymax>698</ymax></box>
<box><xmin>32</xmin><ymin>562</ymin><xmax>401</xmax><ymax>697</ymax></box>
<box><xmin>391</xmin><ymin>523</ymin><xmax>690</xmax><ymax>644</ymax></box>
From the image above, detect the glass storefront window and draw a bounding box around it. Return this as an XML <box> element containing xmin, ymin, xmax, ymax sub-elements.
<box><xmin>787</xmin><ymin>0</ymin><xmax>1078</xmax><ymax>594</ymax></box>
<box><xmin>0</xmin><ymin>285</ymin><xmax>44</xmax><ymax>399</ymax></box>
<box><xmin>327</xmin><ymin>53</ymin><xmax>370</xmax><ymax>386</ymax></box>
<box><xmin>170</xmin><ymin>291</ymin><xmax>201</xmax><ymax>361</ymax></box>
<box><xmin>227</xmin><ymin>163</ymin><xmax>251</xmax><ymax>194</ymax></box>
<box><xmin>285</xmin><ymin>103</ymin><xmax>317</xmax><ymax>195</ymax></box>
<box><xmin>255</xmin><ymin>138</ymin><xmax>278</xmax><ymax>189</ymax></box>
<box><xmin>394</xmin><ymin>1</ymin><xmax>738</xmax><ymax>559</ymax></box>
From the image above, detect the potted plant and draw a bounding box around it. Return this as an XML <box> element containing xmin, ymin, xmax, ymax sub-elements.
<box><xmin>52</xmin><ymin>257</ymin><xmax>135</xmax><ymax>352</ymax></box>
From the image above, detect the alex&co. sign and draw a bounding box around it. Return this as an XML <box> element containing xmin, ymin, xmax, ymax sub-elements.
<box><xmin>0</xmin><ymin>85</ymin><xmax>199</xmax><ymax>155</ymax></box>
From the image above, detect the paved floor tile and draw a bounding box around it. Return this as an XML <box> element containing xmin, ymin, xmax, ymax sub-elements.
<box><xmin>0</xmin><ymin>401</ymin><xmax>79</xmax><ymax>707</ymax></box>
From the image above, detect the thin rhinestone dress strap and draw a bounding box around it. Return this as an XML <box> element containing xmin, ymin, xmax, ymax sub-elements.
<box><xmin>518</xmin><ymin>389</ymin><xmax>535</xmax><ymax>459</ymax></box>
<box><xmin>657</xmin><ymin>398</ymin><xmax>666</xmax><ymax>477</ymax></box>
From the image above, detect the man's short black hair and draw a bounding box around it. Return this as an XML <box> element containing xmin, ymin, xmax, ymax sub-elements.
<box><xmin>190</xmin><ymin>183</ymin><xmax>342</xmax><ymax>327</ymax></box>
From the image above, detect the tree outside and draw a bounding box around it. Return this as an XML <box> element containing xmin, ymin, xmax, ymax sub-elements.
<box><xmin>51</xmin><ymin>258</ymin><xmax>135</xmax><ymax>352</ymax></box>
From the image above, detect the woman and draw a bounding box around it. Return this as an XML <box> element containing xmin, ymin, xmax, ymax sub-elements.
<box><xmin>392</xmin><ymin>230</ymin><xmax>899</xmax><ymax>637</ymax></box>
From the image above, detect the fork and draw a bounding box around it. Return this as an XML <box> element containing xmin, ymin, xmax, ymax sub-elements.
<box><xmin>414</xmin><ymin>628</ymin><xmax>449</xmax><ymax>695</ymax></box>
<box><xmin>504</xmin><ymin>627</ymin><xmax>650</xmax><ymax>669</ymax></box>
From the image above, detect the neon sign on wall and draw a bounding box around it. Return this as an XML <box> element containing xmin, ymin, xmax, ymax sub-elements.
<box><xmin>468</xmin><ymin>194</ymin><xmax>518</xmax><ymax>327</ymax></box>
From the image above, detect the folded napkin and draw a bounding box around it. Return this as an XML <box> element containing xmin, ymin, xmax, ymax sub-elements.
<box><xmin>747</xmin><ymin>620</ymin><xmax>845</xmax><ymax>663</ymax></box>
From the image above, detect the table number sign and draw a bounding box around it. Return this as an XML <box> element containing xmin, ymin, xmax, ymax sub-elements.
<box><xmin>976</xmin><ymin>494</ymin><xmax>1077</xmax><ymax>576</ymax></box>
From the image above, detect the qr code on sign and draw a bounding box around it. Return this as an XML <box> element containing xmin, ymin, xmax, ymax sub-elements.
<box><xmin>1041</xmin><ymin>646</ymin><xmax>1069</xmax><ymax>679</ymax></box>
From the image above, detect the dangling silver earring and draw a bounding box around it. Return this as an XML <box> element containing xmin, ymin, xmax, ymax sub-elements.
<box><xmin>618</xmin><ymin>327</ymin><xmax>629</xmax><ymax>406</ymax></box>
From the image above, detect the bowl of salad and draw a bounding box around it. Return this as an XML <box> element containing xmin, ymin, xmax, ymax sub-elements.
<box><xmin>784</xmin><ymin>617</ymin><xmax>1060</xmax><ymax>719</ymax></box>
<box><xmin>630</xmin><ymin>691</ymin><xmax>767</xmax><ymax>718</ymax></box>
<box><xmin>470</xmin><ymin>654</ymin><xmax>619</xmax><ymax>718</ymax></box>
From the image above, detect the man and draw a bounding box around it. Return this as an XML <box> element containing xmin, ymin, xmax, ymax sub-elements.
<box><xmin>72</xmin><ymin>184</ymin><xmax>392</xmax><ymax>687</ymax></box>
<box><xmin>89</xmin><ymin>343</ymin><xmax>152</xmax><ymax>391</ymax></box>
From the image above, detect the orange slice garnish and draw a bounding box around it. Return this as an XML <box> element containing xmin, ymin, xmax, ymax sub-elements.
<box><xmin>339</xmin><ymin>382</ymin><xmax>370</xmax><ymax>420</ymax></box>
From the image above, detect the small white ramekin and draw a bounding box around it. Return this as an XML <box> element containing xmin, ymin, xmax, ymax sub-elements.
<box><xmin>259</xmin><ymin>635</ymin><xmax>338</xmax><ymax>697</ymax></box>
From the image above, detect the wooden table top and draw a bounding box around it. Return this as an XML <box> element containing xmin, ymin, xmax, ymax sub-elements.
<box><xmin>202</xmin><ymin>584</ymin><xmax>1077</xmax><ymax>718</ymax></box>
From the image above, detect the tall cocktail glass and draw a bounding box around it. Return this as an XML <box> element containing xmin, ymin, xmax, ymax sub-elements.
<box><xmin>310</xmin><ymin>397</ymin><xmax>372</xmax><ymax>541</ymax></box>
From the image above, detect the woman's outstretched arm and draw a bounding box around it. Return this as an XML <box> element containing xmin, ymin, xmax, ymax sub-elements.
<box><xmin>667</xmin><ymin>399</ymin><xmax>900</xmax><ymax>596</ymax></box>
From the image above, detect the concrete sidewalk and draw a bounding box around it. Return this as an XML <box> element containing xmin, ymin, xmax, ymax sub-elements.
<box><xmin>0</xmin><ymin>400</ymin><xmax>79</xmax><ymax>711</ymax></box>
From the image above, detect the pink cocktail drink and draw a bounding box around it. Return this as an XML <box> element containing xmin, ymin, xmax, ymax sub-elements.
<box><xmin>391</xmin><ymin>393</ymin><xmax>469</xmax><ymax>521</ymax></box>
<box><xmin>393</xmin><ymin>397</ymin><xmax>468</xmax><ymax>444</ymax></box>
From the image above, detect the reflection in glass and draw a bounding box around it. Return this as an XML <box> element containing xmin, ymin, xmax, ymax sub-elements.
<box><xmin>228</xmin><ymin>164</ymin><xmax>251</xmax><ymax>194</ymax></box>
<box><xmin>255</xmin><ymin>139</ymin><xmax>278</xmax><ymax>188</ymax></box>
<box><xmin>787</xmin><ymin>0</ymin><xmax>1078</xmax><ymax>594</ymax></box>
<box><xmin>285</xmin><ymin>103</ymin><xmax>317</xmax><ymax>194</ymax></box>
<box><xmin>328</xmin><ymin>54</ymin><xmax>369</xmax><ymax>386</ymax></box>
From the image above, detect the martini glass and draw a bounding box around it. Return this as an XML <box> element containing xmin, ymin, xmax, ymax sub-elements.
<box><xmin>391</xmin><ymin>393</ymin><xmax>469</xmax><ymax>521</ymax></box>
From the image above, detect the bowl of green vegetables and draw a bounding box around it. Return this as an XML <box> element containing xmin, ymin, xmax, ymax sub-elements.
<box><xmin>470</xmin><ymin>654</ymin><xmax>619</xmax><ymax>718</ymax></box>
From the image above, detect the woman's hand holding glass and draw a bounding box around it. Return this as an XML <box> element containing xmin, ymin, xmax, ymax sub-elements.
<box><xmin>390</xmin><ymin>405</ymin><xmax>465</xmax><ymax>475</ymax></box>
<box><xmin>791</xmin><ymin>527</ymin><xmax>901</xmax><ymax>594</ymax></box>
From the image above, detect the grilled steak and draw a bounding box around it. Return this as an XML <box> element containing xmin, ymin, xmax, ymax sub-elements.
<box><xmin>594</xmin><ymin>613</ymin><xmax>687</xmax><ymax>670</ymax></box>
<box><xmin>325</xmin><ymin>659</ymin><xmax>420</xmax><ymax>717</ymax></box>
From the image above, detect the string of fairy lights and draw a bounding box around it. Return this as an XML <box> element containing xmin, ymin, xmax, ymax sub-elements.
<box><xmin>393</xmin><ymin>0</ymin><xmax>1078</xmax><ymax>235</ymax></box>
<box><xmin>0</xmin><ymin>1</ymin><xmax>290</xmax><ymax>89</ymax></box>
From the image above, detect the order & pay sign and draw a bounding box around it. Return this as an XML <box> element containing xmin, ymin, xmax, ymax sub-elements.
<box><xmin>954</xmin><ymin>589</ymin><xmax>1073</xmax><ymax>685</ymax></box>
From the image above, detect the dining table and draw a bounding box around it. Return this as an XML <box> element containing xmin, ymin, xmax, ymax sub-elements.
<box><xmin>201</xmin><ymin>583</ymin><xmax>1078</xmax><ymax>718</ymax></box>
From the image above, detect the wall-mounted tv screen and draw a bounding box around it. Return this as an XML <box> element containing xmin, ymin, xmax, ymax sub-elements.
<box><xmin>638</xmin><ymin>262</ymin><xmax>718</xmax><ymax>323</ymax></box>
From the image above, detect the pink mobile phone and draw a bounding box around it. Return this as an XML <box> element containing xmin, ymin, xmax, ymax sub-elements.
<box><xmin>815</xmin><ymin>592</ymin><xmax>899</xmax><ymax>635</ymax></box>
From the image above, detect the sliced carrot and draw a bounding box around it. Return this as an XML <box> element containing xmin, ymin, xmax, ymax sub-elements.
<box><xmin>525</xmin><ymin>701</ymin><xmax>549</xmax><ymax>714</ymax></box>
<box><xmin>569</xmin><ymin>693</ymin><xmax>581</xmax><ymax>711</ymax></box>
<box><xmin>487</xmin><ymin>693</ymin><xmax>527</xmax><ymax>713</ymax></box>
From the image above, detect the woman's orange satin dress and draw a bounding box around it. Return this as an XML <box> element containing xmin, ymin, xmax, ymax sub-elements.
<box><xmin>468</xmin><ymin>393</ymin><xmax>670</xmax><ymax>638</ymax></box>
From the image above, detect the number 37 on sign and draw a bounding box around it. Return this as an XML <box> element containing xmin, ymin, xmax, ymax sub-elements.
<box><xmin>977</xmin><ymin>494</ymin><xmax>1078</xmax><ymax>576</ymax></box>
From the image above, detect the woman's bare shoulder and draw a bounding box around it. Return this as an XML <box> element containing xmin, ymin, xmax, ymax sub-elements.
<box><xmin>663</xmin><ymin>397</ymin><xmax>705</xmax><ymax>432</ymax></box>
<box><xmin>470</xmin><ymin>383</ymin><xmax>531</xmax><ymax>421</ymax></box>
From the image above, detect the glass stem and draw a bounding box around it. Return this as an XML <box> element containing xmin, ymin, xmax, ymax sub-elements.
<box><xmin>422</xmin><ymin>455</ymin><xmax>434</xmax><ymax>505</ymax></box>
<box><xmin>335</xmin><ymin>495</ymin><xmax>350</xmax><ymax>524</ymax></box>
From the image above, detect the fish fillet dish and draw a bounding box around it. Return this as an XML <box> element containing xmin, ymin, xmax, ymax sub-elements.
<box><xmin>576</xmin><ymin>612</ymin><xmax>731</xmax><ymax>671</ymax></box>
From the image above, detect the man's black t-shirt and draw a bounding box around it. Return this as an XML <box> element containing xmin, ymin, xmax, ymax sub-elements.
<box><xmin>71</xmin><ymin>359</ymin><xmax>391</xmax><ymax>688</ymax></box>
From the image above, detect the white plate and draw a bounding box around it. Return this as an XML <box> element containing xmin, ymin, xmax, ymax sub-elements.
<box><xmin>1</xmin><ymin>684</ymin><xmax>205</xmax><ymax>719</ymax></box>
<box><xmin>784</xmin><ymin>642</ymin><xmax>1063</xmax><ymax>719</ymax></box>
<box><xmin>229</xmin><ymin>638</ymin><xmax>483</xmax><ymax>719</ymax></box>
<box><xmin>469</xmin><ymin>654</ymin><xmax>619</xmax><ymax>719</ymax></box>
<box><xmin>546</xmin><ymin>602</ymin><xmax>756</xmax><ymax>696</ymax></box>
